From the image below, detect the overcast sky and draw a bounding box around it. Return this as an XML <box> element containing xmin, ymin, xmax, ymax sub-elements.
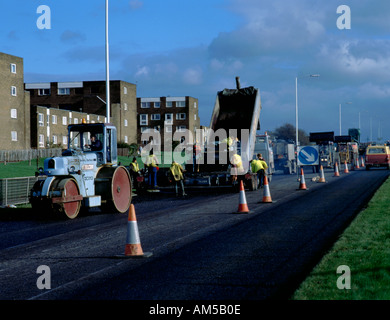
<box><xmin>1</xmin><ymin>0</ymin><xmax>390</xmax><ymax>143</ymax></box>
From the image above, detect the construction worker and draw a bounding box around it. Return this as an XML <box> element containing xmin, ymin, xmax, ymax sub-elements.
<box><xmin>145</xmin><ymin>150</ymin><xmax>159</xmax><ymax>188</ymax></box>
<box><xmin>230</xmin><ymin>152</ymin><xmax>244</xmax><ymax>184</ymax></box>
<box><xmin>129</xmin><ymin>157</ymin><xmax>141</xmax><ymax>191</ymax></box>
<box><xmin>170</xmin><ymin>161</ymin><xmax>187</xmax><ymax>197</ymax></box>
<box><xmin>192</xmin><ymin>141</ymin><xmax>201</xmax><ymax>173</ymax></box>
<box><xmin>257</xmin><ymin>153</ymin><xmax>268</xmax><ymax>187</ymax></box>
<box><xmin>251</xmin><ymin>157</ymin><xmax>264</xmax><ymax>187</ymax></box>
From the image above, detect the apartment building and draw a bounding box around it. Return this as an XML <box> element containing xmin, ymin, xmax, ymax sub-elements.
<box><xmin>137</xmin><ymin>96</ymin><xmax>200</xmax><ymax>149</ymax></box>
<box><xmin>25</xmin><ymin>80</ymin><xmax>137</xmax><ymax>146</ymax></box>
<box><xmin>0</xmin><ymin>52</ymin><xmax>31</xmax><ymax>150</ymax></box>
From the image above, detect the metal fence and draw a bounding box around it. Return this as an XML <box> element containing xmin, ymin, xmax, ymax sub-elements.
<box><xmin>0</xmin><ymin>149</ymin><xmax>62</xmax><ymax>163</ymax></box>
<box><xmin>0</xmin><ymin>176</ymin><xmax>39</xmax><ymax>207</ymax></box>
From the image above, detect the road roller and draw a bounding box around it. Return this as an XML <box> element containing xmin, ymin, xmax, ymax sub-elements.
<box><xmin>29</xmin><ymin>122</ymin><xmax>132</xmax><ymax>219</ymax></box>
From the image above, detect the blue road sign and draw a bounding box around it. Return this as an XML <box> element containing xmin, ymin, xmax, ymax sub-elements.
<box><xmin>297</xmin><ymin>146</ymin><xmax>319</xmax><ymax>166</ymax></box>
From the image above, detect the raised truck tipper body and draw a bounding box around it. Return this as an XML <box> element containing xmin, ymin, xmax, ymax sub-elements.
<box><xmin>187</xmin><ymin>77</ymin><xmax>262</xmax><ymax>190</ymax></box>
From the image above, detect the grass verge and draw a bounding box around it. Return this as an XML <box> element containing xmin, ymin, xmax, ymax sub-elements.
<box><xmin>292</xmin><ymin>177</ymin><xmax>390</xmax><ymax>300</ymax></box>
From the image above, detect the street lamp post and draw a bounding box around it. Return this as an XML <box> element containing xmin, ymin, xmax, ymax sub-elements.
<box><xmin>105</xmin><ymin>0</ymin><xmax>110</xmax><ymax>123</ymax></box>
<box><xmin>295</xmin><ymin>74</ymin><xmax>319</xmax><ymax>179</ymax></box>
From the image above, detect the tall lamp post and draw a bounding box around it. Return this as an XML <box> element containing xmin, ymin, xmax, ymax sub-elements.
<box><xmin>105</xmin><ymin>0</ymin><xmax>110</xmax><ymax>123</ymax></box>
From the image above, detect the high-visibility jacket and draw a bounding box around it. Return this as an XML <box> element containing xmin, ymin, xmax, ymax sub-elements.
<box><xmin>146</xmin><ymin>155</ymin><xmax>158</xmax><ymax>167</ymax></box>
<box><xmin>170</xmin><ymin>162</ymin><xmax>184</xmax><ymax>181</ymax></box>
<box><xmin>260</xmin><ymin>160</ymin><xmax>268</xmax><ymax>170</ymax></box>
<box><xmin>130</xmin><ymin>162</ymin><xmax>140</xmax><ymax>172</ymax></box>
<box><xmin>251</xmin><ymin>159</ymin><xmax>264</xmax><ymax>173</ymax></box>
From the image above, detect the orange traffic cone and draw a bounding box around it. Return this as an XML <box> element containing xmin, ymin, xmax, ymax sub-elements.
<box><xmin>122</xmin><ymin>204</ymin><xmax>152</xmax><ymax>258</ymax></box>
<box><xmin>261</xmin><ymin>176</ymin><xmax>272</xmax><ymax>203</ymax></box>
<box><xmin>344</xmin><ymin>161</ymin><xmax>349</xmax><ymax>173</ymax></box>
<box><xmin>235</xmin><ymin>180</ymin><xmax>250</xmax><ymax>213</ymax></box>
<box><xmin>356</xmin><ymin>158</ymin><xmax>360</xmax><ymax>169</ymax></box>
<box><xmin>361</xmin><ymin>157</ymin><xmax>365</xmax><ymax>168</ymax></box>
<box><xmin>297</xmin><ymin>168</ymin><xmax>307</xmax><ymax>190</ymax></box>
<box><xmin>318</xmin><ymin>165</ymin><xmax>326</xmax><ymax>183</ymax></box>
<box><xmin>334</xmin><ymin>162</ymin><xmax>340</xmax><ymax>177</ymax></box>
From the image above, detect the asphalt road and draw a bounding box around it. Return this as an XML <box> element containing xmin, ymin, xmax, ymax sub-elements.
<box><xmin>0</xmin><ymin>167</ymin><xmax>388</xmax><ymax>302</ymax></box>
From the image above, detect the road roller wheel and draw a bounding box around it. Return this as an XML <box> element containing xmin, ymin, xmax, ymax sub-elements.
<box><xmin>50</xmin><ymin>178</ymin><xmax>82</xmax><ymax>219</ymax></box>
<box><xmin>96</xmin><ymin>166</ymin><xmax>132</xmax><ymax>213</ymax></box>
<box><xmin>111</xmin><ymin>166</ymin><xmax>132</xmax><ymax>213</ymax></box>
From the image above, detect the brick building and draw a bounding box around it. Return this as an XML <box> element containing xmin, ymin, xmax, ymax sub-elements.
<box><xmin>25</xmin><ymin>80</ymin><xmax>137</xmax><ymax>146</ymax></box>
<box><xmin>137</xmin><ymin>96</ymin><xmax>200</xmax><ymax>149</ymax></box>
<box><xmin>0</xmin><ymin>52</ymin><xmax>31</xmax><ymax>150</ymax></box>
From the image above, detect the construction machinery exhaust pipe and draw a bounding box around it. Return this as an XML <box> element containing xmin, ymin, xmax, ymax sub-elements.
<box><xmin>236</xmin><ymin>76</ymin><xmax>241</xmax><ymax>89</ymax></box>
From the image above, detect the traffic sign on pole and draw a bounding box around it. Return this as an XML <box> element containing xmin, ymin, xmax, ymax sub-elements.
<box><xmin>297</xmin><ymin>146</ymin><xmax>319</xmax><ymax>166</ymax></box>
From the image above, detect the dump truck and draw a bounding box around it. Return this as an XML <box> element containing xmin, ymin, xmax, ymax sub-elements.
<box><xmin>30</xmin><ymin>122</ymin><xmax>132</xmax><ymax>219</ymax></box>
<box><xmin>273</xmin><ymin>139</ymin><xmax>296</xmax><ymax>174</ymax></box>
<box><xmin>186</xmin><ymin>77</ymin><xmax>262</xmax><ymax>190</ymax></box>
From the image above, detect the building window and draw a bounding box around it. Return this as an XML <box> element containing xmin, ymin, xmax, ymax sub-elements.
<box><xmin>194</xmin><ymin>102</ymin><xmax>197</xmax><ymax>108</ymax></box>
<box><xmin>38</xmin><ymin>113</ymin><xmax>44</xmax><ymax>126</ymax></box>
<box><xmin>62</xmin><ymin>116</ymin><xmax>67</xmax><ymax>125</ymax></box>
<box><xmin>176</xmin><ymin>113</ymin><xmax>186</xmax><ymax>120</ymax></box>
<box><xmin>124</xmin><ymin>103</ymin><xmax>128</xmax><ymax>111</ymax></box>
<box><xmin>58</xmin><ymin>88</ymin><xmax>70</xmax><ymax>95</ymax></box>
<box><xmin>124</xmin><ymin>119</ymin><xmax>128</xmax><ymax>127</ymax></box>
<box><xmin>140</xmin><ymin>114</ymin><xmax>148</xmax><ymax>125</ymax></box>
<box><xmin>176</xmin><ymin>125</ymin><xmax>187</xmax><ymax>132</ymax></box>
<box><xmin>52</xmin><ymin>115</ymin><xmax>57</xmax><ymax>124</ymax></box>
<box><xmin>10</xmin><ymin>64</ymin><xmax>16</xmax><ymax>74</ymax></box>
<box><xmin>165</xmin><ymin>126</ymin><xmax>172</xmax><ymax>133</ymax></box>
<box><xmin>11</xmin><ymin>131</ymin><xmax>17</xmax><ymax>141</ymax></box>
<box><xmin>176</xmin><ymin>101</ymin><xmax>185</xmax><ymax>108</ymax></box>
<box><xmin>38</xmin><ymin>88</ymin><xmax>51</xmax><ymax>96</ymax></box>
<box><xmin>141</xmin><ymin>102</ymin><xmax>151</xmax><ymax>108</ymax></box>
<box><xmin>11</xmin><ymin>86</ymin><xmax>17</xmax><ymax>96</ymax></box>
<box><xmin>151</xmin><ymin>114</ymin><xmax>160</xmax><ymax>121</ymax></box>
<box><xmin>52</xmin><ymin>135</ymin><xmax>58</xmax><ymax>145</ymax></box>
<box><xmin>154</xmin><ymin>102</ymin><xmax>160</xmax><ymax>108</ymax></box>
<box><xmin>39</xmin><ymin>134</ymin><xmax>44</xmax><ymax>148</ymax></box>
<box><xmin>10</xmin><ymin>109</ymin><xmax>17</xmax><ymax>119</ymax></box>
<box><xmin>166</xmin><ymin>101</ymin><xmax>173</xmax><ymax>108</ymax></box>
<box><xmin>124</xmin><ymin>87</ymin><xmax>127</xmax><ymax>94</ymax></box>
<box><xmin>124</xmin><ymin>136</ymin><xmax>128</xmax><ymax>143</ymax></box>
<box><xmin>165</xmin><ymin>113</ymin><xmax>173</xmax><ymax>125</ymax></box>
<box><xmin>194</xmin><ymin>114</ymin><xmax>197</xmax><ymax>121</ymax></box>
<box><xmin>74</xmin><ymin>118</ymin><xmax>79</xmax><ymax>124</ymax></box>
